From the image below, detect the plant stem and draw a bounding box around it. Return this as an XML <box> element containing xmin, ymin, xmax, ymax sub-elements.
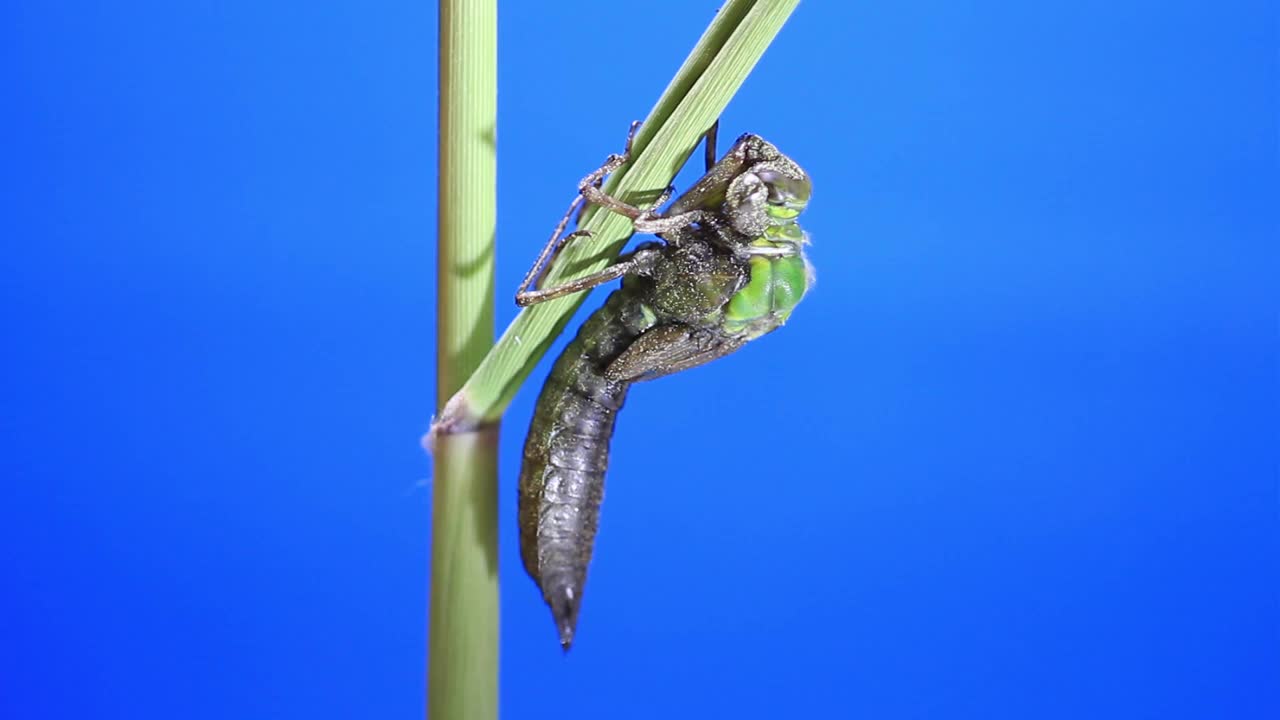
<box><xmin>429</xmin><ymin>0</ymin><xmax>498</xmax><ymax>718</ymax></box>
<box><xmin>432</xmin><ymin>0</ymin><xmax>800</xmax><ymax>433</ymax></box>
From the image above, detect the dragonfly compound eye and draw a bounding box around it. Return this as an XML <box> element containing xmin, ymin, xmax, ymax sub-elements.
<box><xmin>755</xmin><ymin>168</ymin><xmax>811</xmax><ymax>221</ymax></box>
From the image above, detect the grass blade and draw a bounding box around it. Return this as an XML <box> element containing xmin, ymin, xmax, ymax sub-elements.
<box><xmin>433</xmin><ymin>0</ymin><xmax>801</xmax><ymax>431</ymax></box>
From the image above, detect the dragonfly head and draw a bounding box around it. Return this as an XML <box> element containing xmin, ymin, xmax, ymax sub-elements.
<box><xmin>720</xmin><ymin>154</ymin><xmax>811</xmax><ymax>241</ymax></box>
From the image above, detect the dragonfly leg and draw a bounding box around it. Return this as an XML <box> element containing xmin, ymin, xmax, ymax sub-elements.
<box><xmin>577</xmin><ymin>120</ymin><xmax>728</xmax><ymax>240</ymax></box>
<box><xmin>515</xmin><ymin>195</ymin><xmax>661</xmax><ymax>307</ymax></box>
<box><xmin>578</xmin><ymin>121</ymin><xmax>695</xmax><ymax>229</ymax></box>
<box><xmin>516</xmin><ymin>247</ymin><xmax>660</xmax><ymax>307</ymax></box>
<box><xmin>517</xmin><ymin>122</ymin><xmax>667</xmax><ymax>308</ymax></box>
<box><xmin>515</xmin><ymin>258</ymin><xmax>629</xmax><ymax>307</ymax></box>
<box><xmin>702</xmin><ymin>119</ymin><xmax>720</xmax><ymax>173</ymax></box>
<box><xmin>576</xmin><ymin>120</ymin><xmax>647</xmax><ymax>220</ymax></box>
<box><xmin>632</xmin><ymin>206</ymin><xmax>714</xmax><ymax>236</ymax></box>
<box><xmin>515</xmin><ymin>192</ymin><xmax>588</xmax><ymax>306</ymax></box>
<box><xmin>590</xmin><ymin>119</ymin><xmax>725</xmax><ymax>236</ymax></box>
<box><xmin>573</xmin><ymin>168</ymin><xmax>672</xmax><ymax>228</ymax></box>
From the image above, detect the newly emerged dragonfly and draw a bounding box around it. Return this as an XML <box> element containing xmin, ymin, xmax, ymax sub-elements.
<box><xmin>516</xmin><ymin>123</ymin><xmax>812</xmax><ymax>649</ymax></box>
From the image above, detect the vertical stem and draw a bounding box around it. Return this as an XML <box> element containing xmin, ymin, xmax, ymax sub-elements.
<box><xmin>431</xmin><ymin>0</ymin><xmax>498</xmax><ymax>718</ymax></box>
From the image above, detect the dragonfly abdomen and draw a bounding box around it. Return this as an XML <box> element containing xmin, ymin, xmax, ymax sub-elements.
<box><xmin>518</xmin><ymin>283</ymin><xmax>652</xmax><ymax>649</ymax></box>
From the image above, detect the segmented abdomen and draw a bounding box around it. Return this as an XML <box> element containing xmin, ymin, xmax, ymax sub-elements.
<box><xmin>518</xmin><ymin>282</ymin><xmax>650</xmax><ymax>649</ymax></box>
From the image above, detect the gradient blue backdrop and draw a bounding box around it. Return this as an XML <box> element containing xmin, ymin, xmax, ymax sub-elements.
<box><xmin>2</xmin><ymin>1</ymin><xmax>1276</xmax><ymax>718</ymax></box>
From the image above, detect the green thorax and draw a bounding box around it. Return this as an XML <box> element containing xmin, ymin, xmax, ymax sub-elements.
<box><xmin>722</xmin><ymin>223</ymin><xmax>809</xmax><ymax>338</ymax></box>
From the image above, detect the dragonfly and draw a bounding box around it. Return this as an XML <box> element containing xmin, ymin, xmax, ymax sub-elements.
<box><xmin>515</xmin><ymin>122</ymin><xmax>813</xmax><ymax>649</ymax></box>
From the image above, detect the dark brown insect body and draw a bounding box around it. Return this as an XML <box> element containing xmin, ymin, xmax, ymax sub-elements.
<box><xmin>517</xmin><ymin>130</ymin><xmax>812</xmax><ymax>650</ymax></box>
<box><xmin>518</xmin><ymin>239</ymin><xmax>755</xmax><ymax>650</ymax></box>
<box><xmin>516</xmin><ymin>287</ymin><xmax>637</xmax><ymax>652</ymax></box>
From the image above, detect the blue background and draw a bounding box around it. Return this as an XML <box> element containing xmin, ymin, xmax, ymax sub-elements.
<box><xmin>3</xmin><ymin>1</ymin><xmax>1276</xmax><ymax>717</ymax></box>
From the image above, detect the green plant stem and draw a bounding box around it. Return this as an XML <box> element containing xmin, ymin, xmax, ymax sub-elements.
<box><xmin>433</xmin><ymin>0</ymin><xmax>800</xmax><ymax>432</ymax></box>
<box><xmin>429</xmin><ymin>0</ymin><xmax>498</xmax><ymax>718</ymax></box>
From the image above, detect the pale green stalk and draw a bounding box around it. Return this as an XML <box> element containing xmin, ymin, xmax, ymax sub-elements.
<box><xmin>429</xmin><ymin>0</ymin><xmax>498</xmax><ymax>718</ymax></box>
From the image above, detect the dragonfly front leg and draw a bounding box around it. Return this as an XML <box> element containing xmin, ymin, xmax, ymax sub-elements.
<box><xmin>630</xmin><ymin>122</ymin><xmax>723</xmax><ymax>235</ymax></box>
<box><xmin>576</xmin><ymin>120</ymin><xmax>648</xmax><ymax>220</ymax></box>
<box><xmin>579</xmin><ymin>122</ymin><xmax>722</xmax><ymax>237</ymax></box>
